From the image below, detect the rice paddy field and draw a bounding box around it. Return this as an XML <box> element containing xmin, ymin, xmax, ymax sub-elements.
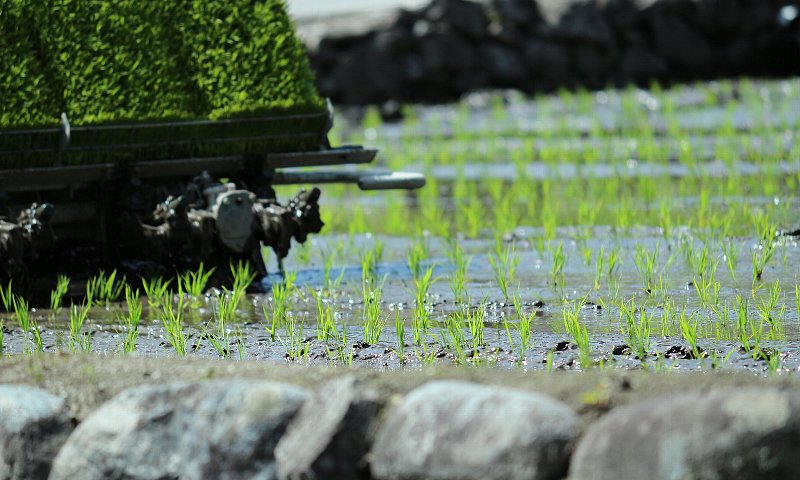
<box><xmin>4</xmin><ymin>77</ymin><xmax>800</xmax><ymax>375</ymax></box>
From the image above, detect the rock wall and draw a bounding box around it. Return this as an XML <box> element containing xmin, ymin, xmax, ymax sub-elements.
<box><xmin>7</xmin><ymin>378</ymin><xmax>800</xmax><ymax>479</ymax></box>
<box><xmin>307</xmin><ymin>0</ymin><xmax>800</xmax><ymax>105</ymax></box>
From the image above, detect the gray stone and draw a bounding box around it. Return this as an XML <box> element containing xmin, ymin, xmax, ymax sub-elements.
<box><xmin>0</xmin><ymin>385</ymin><xmax>71</xmax><ymax>480</ymax></box>
<box><xmin>651</xmin><ymin>12</ymin><xmax>715</xmax><ymax>75</ymax></box>
<box><xmin>481</xmin><ymin>44</ymin><xmax>528</xmax><ymax>87</ymax></box>
<box><xmin>371</xmin><ymin>380</ymin><xmax>578</xmax><ymax>480</ymax></box>
<box><xmin>276</xmin><ymin>376</ymin><xmax>384</xmax><ymax>480</ymax></box>
<box><xmin>49</xmin><ymin>380</ymin><xmax>309</xmax><ymax>480</ymax></box>
<box><xmin>426</xmin><ymin>0</ymin><xmax>489</xmax><ymax>40</ymax></box>
<box><xmin>621</xmin><ymin>45</ymin><xmax>668</xmax><ymax>82</ymax></box>
<box><xmin>569</xmin><ymin>389</ymin><xmax>800</xmax><ymax>480</ymax></box>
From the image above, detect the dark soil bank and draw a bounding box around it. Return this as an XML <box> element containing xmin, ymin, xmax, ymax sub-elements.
<box><xmin>307</xmin><ymin>0</ymin><xmax>800</xmax><ymax>105</ymax></box>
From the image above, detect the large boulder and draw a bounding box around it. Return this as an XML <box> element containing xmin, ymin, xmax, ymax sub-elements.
<box><xmin>371</xmin><ymin>380</ymin><xmax>578</xmax><ymax>480</ymax></box>
<box><xmin>0</xmin><ymin>385</ymin><xmax>72</xmax><ymax>480</ymax></box>
<box><xmin>275</xmin><ymin>376</ymin><xmax>384</xmax><ymax>480</ymax></box>
<box><xmin>49</xmin><ymin>380</ymin><xmax>309</xmax><ymax>480</ymax></box>
<box><xmin>426</xmin><ymin>0</ymin><xmax>490</xmax><ymax>40</ymax></box>
<box><xmin>570</xmin><ymin>389</ymin><xmax>800</xmax><ymax>480</ymax></box>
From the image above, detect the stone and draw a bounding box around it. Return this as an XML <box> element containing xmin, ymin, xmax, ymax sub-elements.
<box><xmin>275</xmin><ymin>376</ymin><xmax>384</xmax><ymax>480</ymax></box>
<box><xmin>426</xmin><ymin>0</ymin><xmax>489</xmax><ymax>40</ymax></box>
<box><xmin>481</xmin><ymin>43</ymin><xmax>528</xmax><ymax>87</ymax></box>
<box><xmin>570</xmin><ymin>389</ymin><xmax>800</xmax><ymax>480</ymax></box>
<box><xmin>371</xmin><ymin>380</ymin><xmax>578</xmax><ymax>480</ymax></box>
<box><xmin>49</xmin><ymin>380</ymin><xmax>309</xmax><ymax>480</ymax></box>
<box><xmin>0</xmin><ymin>385</ymin><xmax>72</xmax><ymax>480</ymax></box>
<box><xmin>419</xmin><ymin>30</ymin><xmax>478</xmax><ymax>74</ymax></box>
<box><xmin>325</xmin><ymin>46</ymin><xmax>401</xmax><ymax>104</ymax></box>
<box><xmin>558</xmin><ymin>2</ymin><xmax>616</xmax><ymax>48</ymax></box>
<box><xmin>621</xmin><ymin>45</ymin><xmax>668</xmax><ymax>83</ymax></box>
<box><xmin>522</xmin><ymin>38</ymin><xmax>572</xmax><ymax>90</ymax></box>
<box><xmin>492</xmin><ymin>0</ymin><xmax>544</xmax><ymax>32</ymax></box>
<box><xmin>650</xmin><ymin>12</ymin><xmax>715</xmax><ymax>76</ymax></box>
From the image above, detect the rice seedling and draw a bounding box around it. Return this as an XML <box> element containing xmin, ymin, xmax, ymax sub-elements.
<box><xmin>362</xmin><ymin>280</ymin><xmax>386</xmax><ymax>345</ymax></box>
<box><xmin>309</xmin><ymin>288</ymin><xmax>338</xmax><ymax>343</ymax></box>
<box><xmin>230</xmin><ymin>260</ymin><xmax>257</xmax><ymax>300</ymax></box>
<box><xmin>361</xmin><ymin>237</ymin><xmax>384</xmax><ymax>284</ymax></box>
<box><xmin>179</xmin><ymin>263</ymin><xmax>215</xmax><ymax>299</ymax></box>
<box><xmin>161</xmin><ymin>293</ymin><xmax>188</xmax><ymax>356</ymax></box>
<box><xmin>411</xmin><ymin>265</ymin><xmax>436</xmax><ymax>345</ymax></box>
<box><xmin>280</xmin><ymin>314</ymin><xmax>308</xmax><ymax>362</ymax></box>
<box><xmin>751</xmin><ymin>242</ymin><xmax>776</xmax><ymax>283</ymax></box>
<box><xmin>722</xmin><ymin>239</ymin><xmax>739</xmax><ymax>282</ymax></box>
<box><xmin>86</xmin><ymin>270</ymin><xmax>125</xmax><ymax>306</ymax></box>
<box><xmin>562</xmin><ymin>300</ymin><xmax>591</xmax><ymax>367</ymax></box>
<box><xmin>550</xmin><ymin>242</ymin><xmax>566</xmax><ymax>286</ymax></box>
<box><xmin>0</xmin><ymin>281</ymin><xmax>12</xmax><ymax>312</ymax></box>
<box><xmin>678</xmin><ymin>308</ymin><xmax>702</xmax><ymax>359</ymax></box>
<box><xmin>488</xmin><ymin>240</ymin><xmax>519</xmax><ymax>303</ymax></box>
<box><xmin>321</xmin><ymin>244</ymin><xmax>346</xmax><ymax>292</ymax></box>
<box><xmin>265</xmin><ymin>271</ymin><xmax>296</xmax><ymax>340</ymax></box>
<box><xmin>394</xmin><ymin>311</ymin><xmax>406</xmax><ymax>362</ymax></box>
<box><xmin>330</xmin><ymin>327</ymin><xmax>354</xmax><ymax>366</ymax></box>
<box><xmin>68</xmin><ymin>303</ymin><xmax>92</xmax><ymax>353</ymax></box>
<box><xmin>619</xmin><ymin>298</ymin><xmax>654</xmax><ymax>360</ymax></box>
<box><xmin>440</xmin><ymin>311</ymin><xmax>467</xmax><ymax>362</ymax></box>
<box><xmin>466</xmin><ymin>304</ymin><xmax>486</xmax><ymax>354</ymax></box>
<box><xmin>117</xmin><ymin>286</ymin><xmax>142</xmax><ymax>355</ymax></box>
<box><xmin>407</xmin><ymin>235</ymin><xmax>428</xmax><ymax>279</ymax></box>
<box><xmin>755</xmin><ymin>281</ymin><xmax>784</xmax><ymax>339</ymax></box>
<box><xmin>445</xmin><ymin>239</ymin><xmax>470</xmax><ymax>304</ymax></box>
<box><xmin>49</xmin><ymin>275</ymin><xmax>70</xmax><ymax>311</ymax></box>
<box><xmin>141</xmin><ymin>276</ymin><xmax>173</xmax><ymax>309</ymax></box>
<box><xmin>735</xmin><ymin>295</ymin><xmax>764</xmax><ymax>359</ymax></box>
<box><xmin>634</xmin><ymin>242</ymin><xmax>660</xmax><ymax>293</ymax></box>
<box><xmin>513</xmin><ymin>296</ymin><xmax>535</xmax><ymax>359</ymax></box>
<box><xmin>12</xmin><ymin>296</ymin><xmax>32</xmax><ymax>354</ymax></box>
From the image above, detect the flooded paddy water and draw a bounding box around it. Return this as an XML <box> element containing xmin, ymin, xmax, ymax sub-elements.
<box><xmin>4</xmin><ymin>78</ymin><xmax>800</xmax><ymax>375</ymax></box>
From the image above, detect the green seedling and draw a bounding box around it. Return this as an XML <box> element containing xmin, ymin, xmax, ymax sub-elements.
<box><xmin>141</xmin><ymin>276</ymin><xmax>173</xmax><ymax>309</ymax></box>
<box><xmin>50</xmin><ymin>275</ymin><xmax>70</xmax><ymax>311</ymax></box>
<box><xmin>562</xmin><ymin>300</ymin><xmax>591</xmax><ymax>367</ymax></box>
<box><xmin>161</xmin><ymin>294</ymin><xmax>188</xmax><ymax>356</ymax></box>
<box><xmin>407</xmin><ymin>235</ymin><xmax>429</xmax><ymax>279</ymax></box>
<box><xmin>363</xmin><ymin>280</ymin><xmax>386</xmax><ymax>345</ymax></box>
<box><xmin>751</xmin><ymin>243</ymin><xmax>776</xmax><ymax>283</ymax></box>
<box><xmin>722</xmin><ymin>239</ymin><xmax>739</xmax><ymax>282</ymax></box>
<box><xmin>466</xmin><ymin>304</ymin><xmax>486</xmax><ymax>355</ymax></box>
<box><xmin>280</xmin><ymin>315</ymin><xmax>308</xmax><ymax>362</ymax></box>
<box><xmin>411</xmin><ymin>265</ymin><xmax>437</xmax><ymax>345</ymax></box>
<box><xmin>179</xmin><ymin>263</ymin><xmax>215</xmax><ymax>299</ymax></box>
<box><xmin>513</xmin><ymin>296</ymin><xmax>535</xmax><ymax>359</ymax></box>
<box><xmin>619</xmin><ymin>298</ymin><xmax>653</xmax><ymax>360</ymax></box>
<box><xmin>446</xmin><ymin>239</ymin><xmax>471</xmax><ymax>304</ymax></box>
<box><xmin>86</xmin><ymin>270</ymin><xmax>125</xmax><ymax>306</ymax></box>
<box><xmin>117</xmin><ymin>286</ymin><xmax>142</xmax><ymax>354</ymax></box>
<box><xmin>634</xmin><ymin>242</ymin><xmax>660</xmax><ymax>293</ymax></box>
<box><xmin>266</xmin><ymin>271</ymin><xmax>296</xmax><ymax>339</ymax></box>
<box><xmin>12</xmin><ymin>296</ymin><xmax>34</xmax><ymax>354</ymax></box>
<box><xmin>488</xmin><ymin>240</ymin><xmax>519</xmax><ymax>303</ymax></box>
<box><xmin>230</xmin><ymin>260</ymin><xmax>257</xmax><ymax>301</ymax></box>
<box><xmin>394</xmin><ymin>311</ymin><xmax>406</xmax><ymax>362</ymax></box>
<box><xmin>550</xmin><ymin>242</ymin><xmax>566</xmax><ymax>286</ymax></box>
<box><xmin>321</xmin><ymin>244</ymin><xmax>346</xmax><ymax>292</ymax></box>
<box><xmin>0</xmin><ymin>281</ymin><xmax>12</xmax><ymax>312</ymax></box>
<box><xmin>678</xmin><ymin>308</ymin><xmax>702</xmax><ymax>360</ymax></box>
<box><xmin>68</xmin><ymin>303</ymin><xmax>92</xmax><ymax>353</ymax></box>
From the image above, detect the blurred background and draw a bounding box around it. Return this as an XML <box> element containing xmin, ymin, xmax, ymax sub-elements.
<box><xmin>287</xmin><ymin>0</ymin><xmax>800</xmax><ymax>107</ymax></box>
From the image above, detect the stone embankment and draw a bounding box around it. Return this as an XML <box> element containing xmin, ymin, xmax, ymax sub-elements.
<box><xmin>4</xmin><ymin>378</ymin><xmax>800</xmax><ymax>479</ymax></box>
<box><xmin>305</xmin><ymin>0</ymin><xmax>800</xmax><ymax>105</ymax></box>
